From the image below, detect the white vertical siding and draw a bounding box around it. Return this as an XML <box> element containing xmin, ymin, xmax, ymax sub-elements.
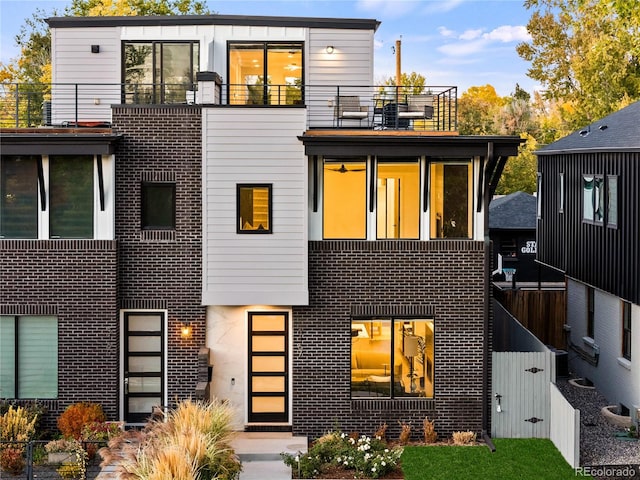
<box><xmin>51</xmin><ymin>27</ymin><xmax>121</xmax><ymax>123</ymax></box>
<box><xmin>566</xmin><ymin>278</ymin><xmax>639</xmax><ymax>412</ymax></box>
<box><xmin>202</xmin><ymin>108</ymin><xmax>308</xmax><ymax>306</ymax></box>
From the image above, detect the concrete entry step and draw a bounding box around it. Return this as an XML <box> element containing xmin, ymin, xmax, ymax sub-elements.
<box><xmin>231</xmin><ymin>432</ymin><xmax>308</xmax><ymax>480</ymax></box>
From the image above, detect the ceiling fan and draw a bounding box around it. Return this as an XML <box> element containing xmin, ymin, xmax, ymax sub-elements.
<box><xmin>327</xmin><ymin>163</ymin><xmax>366</xmax><ymax>173</ymax></box>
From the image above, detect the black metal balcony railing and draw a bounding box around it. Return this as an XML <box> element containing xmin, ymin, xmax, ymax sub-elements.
<box><xmin>0</xmin><ymin>82</ymin><xmax>457</xmax><ymax>132</ymax></box>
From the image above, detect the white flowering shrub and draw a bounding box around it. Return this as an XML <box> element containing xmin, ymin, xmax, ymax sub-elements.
<box><xmin>281</xmin><ymin>430</ymin><xmax>403</xmax><ymax>478</ymax></box>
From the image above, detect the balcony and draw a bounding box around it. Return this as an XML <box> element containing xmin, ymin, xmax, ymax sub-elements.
<box><xmin>0</xmin><ymin>81</ymin><xmax>457</xmax><ymax>133</ymax></box>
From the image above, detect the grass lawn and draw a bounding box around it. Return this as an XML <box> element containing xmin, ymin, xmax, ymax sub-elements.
<box><xmin>401</xmin><ymin>438</ymin><xmax>591</xmax><ymax>480</ymax></box>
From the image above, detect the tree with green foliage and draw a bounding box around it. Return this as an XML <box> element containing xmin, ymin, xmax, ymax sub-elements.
<box><xmin>381</xmin><ymin>71</ymin><xmax>427</xmax><ymax>95</ymax></box>
<box><xmin>495</xmin><ymin>134</ymin><xmax>538</xmax><ymax>195</ymax></box>
<box><xmin>457</xmin><ymin>84</ymin><xmax>505</xmax><ymax>135</ymax></box>
<box><xmin>517</xmin><ymin>0</ymin><xmax>640</xmax><ymax>129</ymax></box>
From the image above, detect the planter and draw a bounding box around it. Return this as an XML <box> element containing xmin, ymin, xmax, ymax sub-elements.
<box><xmin>601</xmin><ymin>405</ymin><xmax>632</xmax><ymax>428</ymax></box>
<box><xmin>568</xmin><ymin>378</ymin><xmax>595</xmax><ymax>389</ymax></box>
<box><xmin>47</xmin><ymin>452</ymin><xmax>74</xmax><ymax>464</ymax></box>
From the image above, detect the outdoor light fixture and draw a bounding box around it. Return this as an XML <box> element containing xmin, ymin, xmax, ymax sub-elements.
<box><xmin>91</xmin><ymin>45</ymin><xmax>100</xmax><ymax>53</ymax></box>
<box><xmin>325</xmin><ymin>45</ymin><xmax>335</xmax><ymax>54</ymax></box>
<box><xmin>181</xmin><ymin>322</ymin><xmax>192</xmax><ymax>338</ymax></box>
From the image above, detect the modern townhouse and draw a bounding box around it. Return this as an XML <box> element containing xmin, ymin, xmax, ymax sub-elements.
<box><xmin>0</xmin><ymin>13</ymin><xmax>522</xmax><ymax>439</ymax></box>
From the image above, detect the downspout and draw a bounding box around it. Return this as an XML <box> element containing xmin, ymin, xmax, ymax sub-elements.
<box><xmin>482</xmin><ymin>142</ymin><xmax>494</xmax><ymax>451</ymax></box>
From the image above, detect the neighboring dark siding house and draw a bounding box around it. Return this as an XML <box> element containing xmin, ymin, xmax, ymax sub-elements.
<box><xmin>490</xmin><ymin>191</ymin><xmax>563</xmax><ymax>283</ymax></box>
<box><xmin>536</xmin><ymin>101</ymin><xmax>640</xmax><ymax>418</ymax></box>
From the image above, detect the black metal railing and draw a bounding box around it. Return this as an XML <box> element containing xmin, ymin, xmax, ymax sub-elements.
<box><xmin>1</xmin><ymin>82</ymin><xmax>457</xmax><ymax>132</ymax></box>
<box><xmin>0</xmin><ymin>440</ymin><xmax>107</xmax><ymax>480</ymax></box>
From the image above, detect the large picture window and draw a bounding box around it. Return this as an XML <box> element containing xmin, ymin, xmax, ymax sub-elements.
<box><xmin>123</xmin><ymin>41</ymin><xmax>199</xmax><ymax>104</ymax></box>
<box><xmin>351</xmin><ymin>319</ymin><xmax>434</xmax><ymax>398</ymax></box>
<box><xmin>1</xmin><ymin>155</ymin><xmax>102</xmax><ymax>239</ymax></box>
<box><xmin>228</xmin><ymin>42</ymin><xmax>303</xmax><ymax>105</ymax></box>
<box><xmin>430</xmin><ymin>161</ymin><xmax>472</xmax><ymax>239</ymax></box>
<box><xmin>0</xmin><ymin>316</ymin><xmax>58</xmax><ymax>398</ymax></box>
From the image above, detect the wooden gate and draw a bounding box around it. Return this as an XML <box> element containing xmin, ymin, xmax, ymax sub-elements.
<box><xmin>491</xmin><ymin>351</ymin><xmax>552</xmax><ymax>438</ymax></box>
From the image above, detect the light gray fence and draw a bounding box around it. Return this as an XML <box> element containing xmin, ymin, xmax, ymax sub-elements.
<box><xmin>550</xmin><ymin>384</ymin><xmax>580</xmax><ymax>468</ymax></box>
<box><xmin>492</xmin><ymin>300</ymin><xmax>580</xmax><ymax>468</ymax></box>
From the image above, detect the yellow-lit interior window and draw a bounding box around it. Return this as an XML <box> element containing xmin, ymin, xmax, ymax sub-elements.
<box><xmin>351</xmin><ymin>319</ymin><xmax>434</xmax><ymax>398</ymax></box>
<box><xmin>323</xmin><ymin>161</ymin><xmax>366</xmax><ymax>239</ymax></box>
<box><xmin>430</xmin><ymin>162</ymin><xmax>472</xmax><ymax>239</ymax></box>
<box><xmin>376</xmin><ymin>161</ymin><xmax>419</xmax><ymax>239</ymax></box>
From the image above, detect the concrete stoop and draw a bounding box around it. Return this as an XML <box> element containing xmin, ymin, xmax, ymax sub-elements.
<box><xmin>231</xmin><ymin>432</ymin><xmax>308</xmax><ymax>480</ymax></box>
<box><xmin>94</xmin><ymin>431</ymin><xmax>307</xmax><ymax>480</ymax></box>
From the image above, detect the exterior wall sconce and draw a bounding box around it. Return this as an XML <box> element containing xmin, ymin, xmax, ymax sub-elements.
<box><xmin>91</xmin><ymin>45</ymin><xmax>100</xmax><ymax>53</ymax></box>
<box><xmin>325</xmin><ymin>45</ymin><xmax>335</xmax><ymax>54</ymax></box>
<box><xmin>181</xmin><ymin>322</ymin><xmax>192</xmax><ymax>338</ymax></box>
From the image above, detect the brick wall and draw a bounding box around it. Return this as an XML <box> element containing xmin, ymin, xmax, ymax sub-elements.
<box><xmin>292</xmin><ymin>240</ymin><xmax>487</xmax><ymax>440</ymax></box>
<box><xmin>112</xmin><ymin>105</ymin><xmax>206</xmax><ymax>407</ymax></box>
<box><xmin>0</xmin><ymin>240</ymin><xmax>118</xmax><ymax>433</ymax></box>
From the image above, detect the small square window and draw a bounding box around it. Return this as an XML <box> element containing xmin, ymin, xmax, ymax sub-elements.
<box><xmin>237</xmin><ymin>184</ymin><xmax>272</xmax><ymax>234</ymax></box>
<box><xmin>141</xmin><ymin>182</ymin><xmax>176</xmax><ymax>229</ymax></box>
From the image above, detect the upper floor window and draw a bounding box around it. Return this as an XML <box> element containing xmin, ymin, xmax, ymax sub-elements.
<box><xmin>0</xmin><ymin>315</ymin><xmax>58</xmax><ymax>399</ymax></box>
<box><xmin>1</xmin><ymin>155</ymin><xmax>105</xmax><ymax>239</ymax></box>
<box><xmin>558</xmin><ymin>172</ymin><xmax>564</xmax><ymax>214</ymax></box>
<box><xmin>351</xmin><ymin>318</ymin><xmax>434</xmax><ymax>398</ymax></box>
<box><xmin>322</xmin><ymin>158</ymin><xmax>473</xmax><ymax>240</ymax></box>
<box><xmin>123</xmin><ymin>41</ymin><xmax>199</xmax><ymax>104</ymax></box>
<box><xmin>377</xmin><ymin>160</ymin><xmax>419</xmax><ymax>239</ymax></box>
<box><xmin>607</xmin><ymin>175</ymin><xmax>618</xmax><ymax>228</ymax></box>
<box><xmin>323</xmin><ymin>159</ymin><xmax>367</xmax><ymax>239</ymax></box>
<box><xmin>142</xmin><ymin>182</ymin><xmax>176</xmax><ymax>230</ymax></box>
<box><xmin>430</xmin><ymin>162</ymin><xmax>472</xmax><ymax>239</ymax></box>
<box><xmin>228</xmin><ymin>42</ymin><xmax>303</xmax><ymax>105</ymax></box>
<box><xmin>237</xmin><ymin>184</ymin><xmax>272</xmax><ymax>233</ymax></box>
<box><xmin>583</xmin><ymin>174</ymin><xmax>604</xmax><ymax>224</ymax></box>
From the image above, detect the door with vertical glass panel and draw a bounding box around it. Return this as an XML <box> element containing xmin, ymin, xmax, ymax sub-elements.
<box><xmin>124</xmin><ymin>312</ymin><xmax>165</xmax><ymax>424</ymax></box>
<box><xmin>248</xmin><ymin>312</ymin><xmax>288</xmax><ymax>423</ymax></box>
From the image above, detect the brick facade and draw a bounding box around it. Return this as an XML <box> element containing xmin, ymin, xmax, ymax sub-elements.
<box><xmin>112</xmin><ymin>105</ymin><xmax>205</xmax><ymax>408</ymax></box>
<box><xmin>0</xmin><ymin>240</ymin><xmax>118</xmax><ymax>433</ymax></box>
<box><xmin>292</xmin><ymin>240</ymin><xmax>487</xmax><ymax>440</ymax></box>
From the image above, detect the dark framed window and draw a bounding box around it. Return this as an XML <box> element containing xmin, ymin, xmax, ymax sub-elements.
<box><xmin>430</xmin><ymin>161</ymin><xmax>472</xmax><ymax>239</ymax></box>
<box><xmin>323</xmin><ymin>159</ymin><xmax>367</xmax><ymax>239</ymax></box>
<box><xmin>141</xmin><ymin>182</ymin><xmax>176</xmax><ymax>230</ymax></box>
<box><xmin>558</xmin><ymin>172</ymin><xmax>564</xmax><ymax>214</ymax></box>
<box><xmin>536</xmin><ymin>172</ymin><xmax>543</xmax><ymax>219</ymax></box>
<box><xmin>587</xmin><ymin>286</ymin><xmax>595</xmax><ymax>339</ymax></box>
<box><xmin>622</xmin><ymin>301</ymin><xmax>631</xmax><ymax>361</ymax></box>
<box><xmin>607</xmin><ymin>175</ymin><xmax>618</xmax><ymax>228</ymax></box>
<box><xmin>228</xmin><ymin>42</ymin><xmax>303</xmax><ymax>105</ymax></box>
<box><xmin>50</xmin><ymin>155</ymin><xmax>94</xmax><ymax>238</ymax></box>
<box><xmin>0</xmin><ymin>156</ymin><xmax>38</xmax><ymax>238</ymax></box>
<box><xmin>583</xmin><ymin>174</ymin><xmax>604</xmax><ymax>224</ymax></box>
<box><xmin>237</xmin><ymin>184</ymin><xmax>272</xmax><ymax>234</ymax></box>
<box><xmin>123</xmin><ymin>41</ymin><xmax>199</xmax><ymax>104</ymax></box>
<box><xmin>0</xmin><ymin>315</ymin><xmax>58</xmax><ymax>399</ymax></box>
<box><xmin>351</xmin><ymin>318</ymin><xmax>434</xmax><ymax>399</ymax></box>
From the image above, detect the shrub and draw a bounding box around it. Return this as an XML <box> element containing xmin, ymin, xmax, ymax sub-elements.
<box><xmin>45</xmin><ymin>438</ymin><xmax>76</xmax><ymax>453</ymax></box>
<box><xmin>104</xmin><ymin>398</ymin><xmax>241</xmax><ymax>480</ymax></box>
<box><xmin>423</xmin><ymin>417</ymin><xmax>438</xmax><ymax>444</ymax></box>
<box><xmin>0</xmin><ymin>400</ymin><xmax>48</xmax><ymax>439</ymax></box>
<box><xmin>0</xmin><ymin>447</ymin><xmax>25</xmax><ymax>475</ymax></box>
<box><xmin>57</xmin><ymin>462</ymin><xmax>83</xmax><ymax>480</ymax></box>
<box><xmin>398</xmin><ymin>421</ymin><xmax>412</xmax><ymax>445</ymax></box>
<box><xmin>0</xmin><ymin>405</ymin><xmax>38</xmax><ymax>443</ymax></box>
<box><xmin>58</xmin><ymin>402</ymin><xmax>106</xmax><ymax>440</ymax></box>
<box><xmin>282</xmin><ymin>430</ymin><xmax>403</xmax><ymax>479</ymax></box>
<box><xmin>452</xmin><ymin>430</ymin><xmax>477</xmax><ymax>445</ymax></box>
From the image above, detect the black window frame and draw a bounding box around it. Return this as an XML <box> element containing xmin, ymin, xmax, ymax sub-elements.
<box><xmin>622</xmin><ymin>301</ymin><xmax>631</xmax><ymax>361</ymax></box>
<box><xmin>141</xmin><ymin>182</ymin><xmax>176</xmax><ymax>230</ymax></box>
<box><xmin>587</xmin><ymin>286</ymin><xmax>595</xmax><ymax>339</ymax></box>
<box><xmin>237</xmin><ymin>183</ymin><xmax>273</xmax><ymax>234</ymax></box>
<box><xmin>227</xmin><ymin>41</ymin><xmax>304</xmax><ymax>106</ymax></box>
<box><xmin>121</xmin><ymin>40</ymin><xmax>199</xmax><ymax>104</ymax></box>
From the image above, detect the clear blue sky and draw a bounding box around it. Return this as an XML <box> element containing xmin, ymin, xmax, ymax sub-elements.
<box><xmin>0</xmin><ymin>0</ymin><xmax>538</xmax><ymax>96</ymax></box>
